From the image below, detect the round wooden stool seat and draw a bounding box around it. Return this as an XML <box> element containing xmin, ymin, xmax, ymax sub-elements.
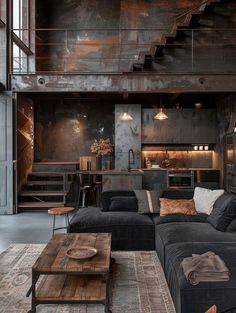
<box><xmin>48</xmin><ymin>207</ymin><xmax>75</xmax><ymax>215</ymax></box>
<box><xmin>48</xmin><ymin>207</ymin><xmax>75</xmax><ymax>237</ymax></box>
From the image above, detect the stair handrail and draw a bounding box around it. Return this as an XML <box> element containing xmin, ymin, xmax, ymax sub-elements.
<box><xmin>174</xmin><ymin>0</ymin><xmax>215</xmax><ymax>22</ymax></box>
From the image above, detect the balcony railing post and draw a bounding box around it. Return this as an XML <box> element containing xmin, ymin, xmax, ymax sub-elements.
<box><xmin>191</xmin><ymin>29</ymin><xmax>194</xmax><ymax>73</ymax></box>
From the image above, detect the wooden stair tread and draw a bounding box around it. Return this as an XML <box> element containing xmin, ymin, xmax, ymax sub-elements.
<box><xmin>29</xmin><ymin>171</ymin><xmax>78</xmax><ymax>175</ymax></box>
<box><xmin>27</xmin><ymin>181</ymin><xmax>64</xmax><ymax>186</ymax></box>
<box><xmin>18</xmin><ymin>202</ymin><xmax>65</xmax><ymax>208</ymax></box>
<box><xmin>19</xmin><ymin>191</ymin><xmax>67</xmax><ymax>196</ymax></box>
<box><xmin>34</xmin><ymin>162</ymin><xmax>80</xmax><ymax>165</ymax></box>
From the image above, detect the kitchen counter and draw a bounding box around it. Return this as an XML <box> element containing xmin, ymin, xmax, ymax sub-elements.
<box><xmin>142</xmin><ymin>168</ymin><xmax>220</xmax><ymax>171</ymax></box>
<box><xmin>101</xmin><ymin>170</ymin><xmax>143</xmax><ymax>175</ymax></box>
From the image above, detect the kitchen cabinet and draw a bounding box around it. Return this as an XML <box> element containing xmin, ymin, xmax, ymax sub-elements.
<box><xmin>102</xmin><ymin>171</ymin><xmax>143</xmax><ymax>191</ymax></box>
<box><xmin>225</xmin><ymin>133</ymin><xmax>236</xmax><ymax>192</ymax></box>
<box><xmin>142</xmin><ymin>169</ymin><xmax>167</xmax><ymax>190</ymax></box>
<box><xmin>142</xmin><ymin>109</ymin><xmax>217</xmax><ymax>144</ymax></box>
<box><xmin>194</xmin><ymin>169</ymin><xmax>220</xmax><ymax>189</ymax></box>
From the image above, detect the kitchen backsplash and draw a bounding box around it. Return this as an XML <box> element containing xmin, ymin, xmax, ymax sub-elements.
<box><xmin>142</xmin><ymin>150</ymin><xmax>213</xmax><ymax>168</ymax></box>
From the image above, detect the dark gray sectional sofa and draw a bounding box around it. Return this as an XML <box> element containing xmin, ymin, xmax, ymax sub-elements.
<box><xmin>68</xmin><ymin>189</ymin><xmax>236</xmax><ymax>313</ymax></box>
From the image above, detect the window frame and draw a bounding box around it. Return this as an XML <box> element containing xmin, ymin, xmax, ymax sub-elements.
<box><xmin>11</xmin><ymin>0</ymin><xmax>32</xmax><ymax>74</ymax></box>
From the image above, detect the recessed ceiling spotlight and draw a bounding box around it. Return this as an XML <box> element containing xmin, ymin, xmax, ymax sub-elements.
<box><xmin>175</xmin><ymin>103</ymin><xmax>181</xmax><ymax>110</ymax></box>
<box><xmin>123</xmin><ymin>92</ymin><xmax>129</xmax><ymax>100</ymax></box>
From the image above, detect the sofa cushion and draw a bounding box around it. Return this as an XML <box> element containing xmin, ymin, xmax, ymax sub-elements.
<box><xmin>109</xmin><ymin>196</ymin><xmax>138</xmax><ymax>212</ymax></box>
<box><xmin>68</xmin><ymin>207</ymin><xmax>155</xmax><ymax>250</ymax></box>
<box><xmin>193</xmin><ymin>187</ymin><xmax>224</xmax><ymax>215</ymax></box>
<box><xmin>102</xmin><ymin>190</ymin><xmax>135</xmax><ymax>212</ymax></box>
<box><xmin>155</xmin><ymin>222</ymin><xmax>236</xmax><ymax>266</ymax></box>
<box><xmin>164</xmin><ymin>242</ymin><xmax>236</xmax><ymax>313</ymax></box>
<box><xmin>156</xmin><ymin>222</ymin><xmax>236</xmax><ymax>247</ymax></box>
<box><xmin>207</xmin><ymin>192</ymin><xmax>236</xmax><ymax>231</ymax></box>
<box><xmin>226</xmin><ymin>219</ymin><xmax>236</xmax><ymax>232</ymax></box>
<box><xmin>160</xmin><ymin>198</ymin><xmax>197</xmax><ymax>216</ymax></box>
<box><xmin>134</xmin><ymin>190</ymin><xmax>161</xmax><ymax>213</ymax></box>
<box><xmin>152</xmin><ymin>213</ymin><xmax>208</xmax><ymax>225</ymax></box>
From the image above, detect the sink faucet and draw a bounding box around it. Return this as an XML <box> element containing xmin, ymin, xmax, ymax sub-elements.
<box><xmin>128</xmin><ymin>149</ymin><xmax>135</xmax><ymax>172</ymax></box>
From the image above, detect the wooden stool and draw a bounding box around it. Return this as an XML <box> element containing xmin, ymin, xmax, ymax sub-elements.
<box><xmin>48</xmin><ymin>207</ymin><xmax>75</xmax><ymax>236</ymax></box>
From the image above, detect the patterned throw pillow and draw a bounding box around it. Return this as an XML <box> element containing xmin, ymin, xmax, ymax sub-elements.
<box><xmin>160</xmin><ymin>198</ymin><xmax>197</xmax><ymax>216</ymax></box>
<box><xmin>134</xmin><ymin>190</ymin><xmax>161</xmax><ymax>214</ymax></box>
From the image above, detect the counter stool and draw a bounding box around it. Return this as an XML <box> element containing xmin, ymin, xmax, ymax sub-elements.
<box><xmin>48</xmin><ymin>207</ymin><xmax>75</xmax><ymax>236</ymax></box>
<box><xmin>78</xmin><ymin>173</ymin><xmax>96</xmax><ymax>208</ymax></box>
<box><xmin>94</xmin><ymin>181</ymin><xmax>102</xmax><ymax>207</ymax></box>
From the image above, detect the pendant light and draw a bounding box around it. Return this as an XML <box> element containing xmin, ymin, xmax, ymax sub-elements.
<box><xmin>154</xmin><ymin>94</ymin><xmax>168</xmax><ymax>120</ymax></box>
<box><xmin>120</xmin><ymin>111</ymin><xmax>133</xmax><ymax>121</ymax></box>
<box><xmin>120</xmin><ymin>103</ymin><xmax>133</xmax><ymax>121</ymax></box>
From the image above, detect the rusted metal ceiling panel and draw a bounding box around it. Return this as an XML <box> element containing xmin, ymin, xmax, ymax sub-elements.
<box><xmin>11</xmin><ymin>74</ymin><xmax>236</xmax><ymax>93</ymax></box>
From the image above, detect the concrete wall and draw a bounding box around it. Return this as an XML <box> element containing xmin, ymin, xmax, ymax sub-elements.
<box><xmin>115</xmin><ymin>104</ymin><xmax>141</xmax><ymax>169</ymax></box>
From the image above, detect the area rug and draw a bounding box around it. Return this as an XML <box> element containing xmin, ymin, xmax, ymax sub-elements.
<box><xmin>0</xmin><ymin>244</ymin><xmax>176</xmax><ymax>313</ymax></box>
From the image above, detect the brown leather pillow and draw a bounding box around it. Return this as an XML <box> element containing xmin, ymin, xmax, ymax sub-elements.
<box><xmin>160</xmin><ymin>198</ymin><xmax>197</xmax><ymax>216</ymax></box>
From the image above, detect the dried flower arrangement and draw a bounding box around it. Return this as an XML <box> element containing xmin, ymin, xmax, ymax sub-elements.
<box><xmin>90</xmin><ymin>138</ymin><xmax>113</xmax><ymax>156</ymax></box>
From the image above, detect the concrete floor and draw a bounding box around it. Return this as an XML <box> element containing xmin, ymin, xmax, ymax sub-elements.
<box><xmin>0</xmin><ymin>211</ymin><xmax>75</xmax><ymax>253</ymax></box>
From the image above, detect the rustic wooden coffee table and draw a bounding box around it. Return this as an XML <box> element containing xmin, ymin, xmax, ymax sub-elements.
<box><xmin>27</xmin><ymin>233</ymin><xmax>112</xmax><ymax>313</ymax></box>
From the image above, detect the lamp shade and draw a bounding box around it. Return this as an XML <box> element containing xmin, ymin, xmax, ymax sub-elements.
<box><xmin>154</xmin><ymin>108</ymin><xmax>168</xmax><ymax>120</ymax></box>
<box><xmin>120</xmin><ymin>111</ymin><xmax>133</xmax><ymax>121</ymax></box>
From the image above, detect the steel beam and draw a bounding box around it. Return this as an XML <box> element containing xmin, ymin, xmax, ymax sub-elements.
<box><xmin>11</xmin><ymin>74</ymin><xmax>236</xmax><ymax>93</ymax></box>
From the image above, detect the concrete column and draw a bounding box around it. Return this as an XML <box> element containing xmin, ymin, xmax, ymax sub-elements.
<box><xmin>115</xmin><ymin>104</ymin><xmax>141</xmax><ymax>169</ymax></box>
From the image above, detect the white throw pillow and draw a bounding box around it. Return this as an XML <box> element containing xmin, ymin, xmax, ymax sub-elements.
<box><xmin>193</xmin><ymin>187</ymin><xmax>224</xmax><ymax>215</ymax></box>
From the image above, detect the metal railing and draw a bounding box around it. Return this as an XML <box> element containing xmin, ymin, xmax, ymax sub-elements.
<box><xmin>11</xmin><ymin>27</ymin><xmax>236</xmax><ymax>74</ymax></box>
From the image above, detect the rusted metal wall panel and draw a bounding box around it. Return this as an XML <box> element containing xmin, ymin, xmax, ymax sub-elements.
<box><xmin>35</xmin><ymin>0</ymin><xmax>228</xmax><ymax>73</ymax></box>
<box><xmin>142</xmin><ymin>108</ymin><xmax>217</xmax><ymax>144</ymax></box>
<box><xmin>34</xmin><ymin>96</ymin><xmax>114</xmax><ymax>162</ymax></box>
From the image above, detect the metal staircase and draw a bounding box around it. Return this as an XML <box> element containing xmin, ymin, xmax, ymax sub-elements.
<box><xmin>132</xmin><ymin>0</ymin><xmax>221</xmax><ymax>72</ymax></box>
